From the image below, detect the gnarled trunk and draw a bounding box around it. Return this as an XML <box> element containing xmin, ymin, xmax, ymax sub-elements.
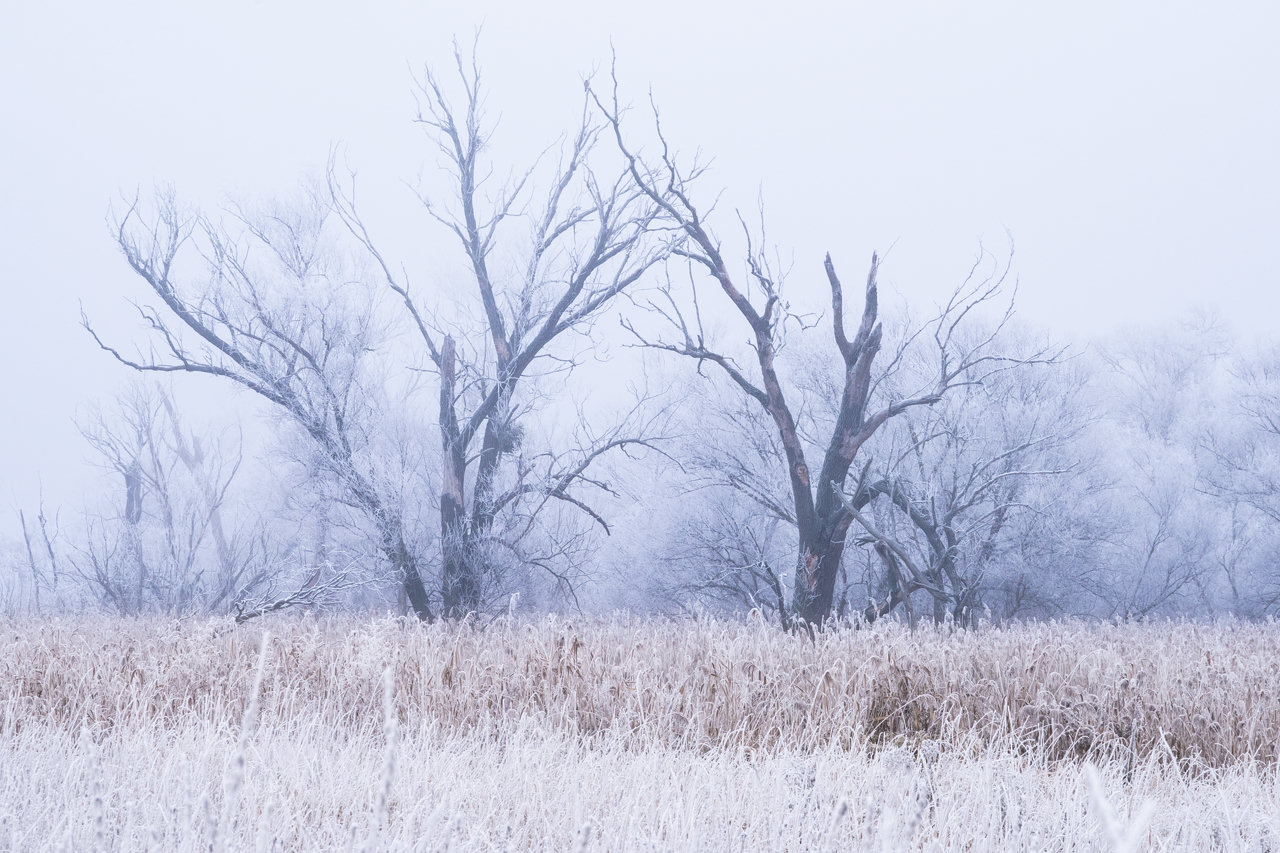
<box><xmin>792</xmin><ymin>538</ymin><xmax>848</xmax><ymax>626</ymax></box>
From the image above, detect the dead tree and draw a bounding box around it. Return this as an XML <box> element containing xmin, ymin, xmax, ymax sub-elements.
<box><xmin>331</xmin><ymin>45</ymin><xmax>674</xmax><ymax>617</ymax></box>
<box><xmin>593</xmin><ymin>69</ymin><xmax>1050</xmax><ymax>627</ymax></box>
<box><xmin>67</xmin><ymin>381</ymin><xmax>273</xmax><ymax>615</ymax></box>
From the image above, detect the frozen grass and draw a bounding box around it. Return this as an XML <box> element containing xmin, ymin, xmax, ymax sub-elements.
<box><xmin>1</xmin><ymin>616</ymin><xmax>1278</xmax><ymax>850</ymax></box>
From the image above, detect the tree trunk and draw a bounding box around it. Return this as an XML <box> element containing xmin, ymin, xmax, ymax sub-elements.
<box><xmin>791</xmin><ymin>485</ymin><xmax>869</xmax><ymax>626</ymax></box>
<box><xmin>791</xmin><ymin>526</ymin><xmax>850</xmax><ymax>626</ymax></box>
<box><xmin>439</xmin><ymin>336</ymin><xmax>481</xmax><ymax>617</ymax></box>
<box><xmin>384</xmin><ymin>527</ymin><xmax>434</xmax><ymax>621</ymax></box>
<box><xmin>440</xmin><ymin>463</ymin><xmax>477</xmax><ymax>616</ymax></box>
<box><xmin>863</xmin><ymin>541</ymin><xmax>915</xmax><ymax>624</ymax></box>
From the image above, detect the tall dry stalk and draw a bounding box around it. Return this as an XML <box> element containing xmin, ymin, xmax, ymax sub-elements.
<box><xmin>213</xmin><ymin>630</ymin><xmax>269</xmax><ymax>853</ymax></box>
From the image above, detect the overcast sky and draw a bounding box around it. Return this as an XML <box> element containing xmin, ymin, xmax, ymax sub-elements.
<box><xmin>2</xmin><ymin>0</ymin><xmax>1278</xmax><ymax>515</ymax></box>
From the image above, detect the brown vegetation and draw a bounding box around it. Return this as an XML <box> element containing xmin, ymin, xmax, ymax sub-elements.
<box><xmin>5</xmin><ymin>616</ymin><xmax>1276</xmax><ymax>770</ymax></box>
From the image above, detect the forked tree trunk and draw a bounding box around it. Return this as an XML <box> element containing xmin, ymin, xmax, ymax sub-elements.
<box><xmin>791</xmin><ymin>486</ymin><xmax>867</xmax><ymax>625</ymax></box>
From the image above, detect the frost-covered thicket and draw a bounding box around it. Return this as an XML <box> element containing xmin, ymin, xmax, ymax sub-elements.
<box><xmin>633</xmin><ymin>314</ymin><xmax>1280</xmax><ymax>622</ymax></box>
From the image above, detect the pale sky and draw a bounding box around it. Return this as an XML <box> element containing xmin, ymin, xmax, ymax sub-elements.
<box><xmin>2</xmin><ymin>0</ymin><xmax>1278</xmax><ymax>515</ymax></box>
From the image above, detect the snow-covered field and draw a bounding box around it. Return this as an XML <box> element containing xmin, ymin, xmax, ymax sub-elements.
<box><xmin>2</xmin><ymin>617</ymin><xmax>1277</xmax><ymax>850</ymax></box>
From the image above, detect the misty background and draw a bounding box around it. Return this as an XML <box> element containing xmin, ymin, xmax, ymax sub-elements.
<box><xmin>2</xmin><ymin>0</ymin><xmax>1278</xmax><ymax>622</ymax></box>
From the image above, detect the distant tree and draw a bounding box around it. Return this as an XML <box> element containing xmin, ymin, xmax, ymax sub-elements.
<box><xmin>5</xmin><ymin>505</ymin><xmax>61</xmax><ymax>616</ymax></box>
<box><xmin>643</xmin><ymin>382</ymin><xmax>796</xmax><ymax>618</ymax></box>
<box><xmin>67</xmin><ymin>382</ymin><xmax>274</xmax><ymax>615</ymax></box>
<box><xmin>1087</xmin><ymin>319</ymin><xmax>1229</xmax><ymax>617</ymax></box>
<box><xmin>842</xmin><ymin>340</ymin><xmax>1081</xmax><ymax>623</ymax></box>
<box><xmin>1197</xmin><ymin>339</ymin><xmax>1280</xmax><ymax>614</ymax></box>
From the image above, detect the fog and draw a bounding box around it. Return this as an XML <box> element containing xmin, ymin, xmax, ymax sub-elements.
<box><xmin>2</xmin><ymin>1</ymin><xmax>1278</xmax><ymax>622</ymax></box>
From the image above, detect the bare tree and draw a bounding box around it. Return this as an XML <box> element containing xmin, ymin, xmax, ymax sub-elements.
<box><xmin>65</xmin><ymin>382</ymin><xmax>273</xmax><ymax>615</ymax></box>
<box><xmin>648</xmin><ymin>319</ymin><xmax>1074</xmax><ymax>625</ymax></box>
<box><xmin>13</xmin><ymin>504</ymin><xmax>61</xmax><ymax>615</ymax></box>
<box><xmin>1204</xmin><ymin>344</ymin><xmax>1280</xmax><ymax>525</ymax></box>
<box><xmin>330</xmin><ymin>45</ymin><xmax>674</xmax><ymax>616</ymax></box>
<box><xmin>84</xmin><ymin>185</ymin><xmax>439</xmax><ymax>615</ymax></box>
<box><xmin>986</xmin><ymin>321</ymin><xmax>1230</xmax><ymax>620</ymax></box>
<box><xmin>593</xmin><ymin>71</ymin><xmax>1051</xmax><ymax>626</ymax></box>
<box><xmin>833</xmin><ymin>341</ymin><xmax>1081</xmax><ymax>623</ymax></box>
<box><xmin>643</xmin><ymin>382</ymin><xmax>796</xmax><ymax>619</ymax></box>
<box><xmin>91</xmin><ymin>49</ymin><xmax>674</xmax><ymax>621</ymax></box>
<box><xmin>1191</xmin><ymin>338</ymin><xmax>1280</xmax><ymax>615</ymax></box>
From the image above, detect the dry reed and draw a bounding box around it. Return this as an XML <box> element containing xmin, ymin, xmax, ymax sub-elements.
<box><xmin>4</xmin><ymin>615</ymin><xmax>1276</xmax><ymax>766</ymax></box>
<box><xmin>1</xmin><ymin>615</ymin><xmax>1277</xmax><ymax>850</ymax></box>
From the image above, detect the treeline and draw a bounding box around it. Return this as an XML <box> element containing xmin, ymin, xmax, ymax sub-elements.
<box><xmin>4</xmin><ymin>49</ymin><xmax>1276</xmax><ymax>626</ymax></box>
